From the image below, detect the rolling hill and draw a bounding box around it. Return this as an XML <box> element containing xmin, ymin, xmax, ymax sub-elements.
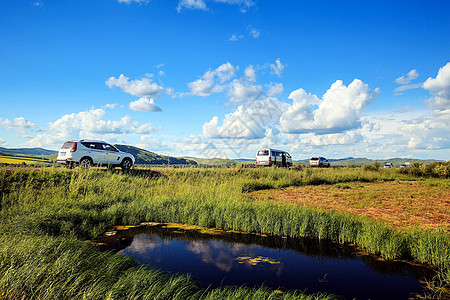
<box><xmin>114</xmin><ymin>145</ymin><xmax>197</xmax><ymax>165</ymax></box>
<box><xmin>0</xmin><ymin>147</ymin><xmax>57</xmax><ymax>156</ymax></box>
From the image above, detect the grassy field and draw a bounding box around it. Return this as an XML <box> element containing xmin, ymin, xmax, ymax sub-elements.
<box><xmin>0</xmin><ymin>165</ymin><xmax>449</xmax><ymax>299</ymax></box>
<box><xmin>0</xmin><ymin>154</ymin><xmax>51</xmax><ymax>165</ymax></box>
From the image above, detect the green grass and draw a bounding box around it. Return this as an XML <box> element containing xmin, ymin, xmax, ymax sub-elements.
<box><xmin>0</xmin><ymin>166</ymin><xmax>448</xmax><ymax>299</ymax></box>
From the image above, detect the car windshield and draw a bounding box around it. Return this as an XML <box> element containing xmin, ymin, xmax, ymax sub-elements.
<box><xmin>310</xmin><ymin>157</ymin><xmax>319</xmax><ymax>161</ymax></box>
<box><xmin>257</xmin><ymin>150</ymin><xmax>269</xmax><ymax>156</ymax></box>
<box><xmin>61</xmin><ymin>142</ymin><xmax>75</xmax><ymax>149</ymax></box>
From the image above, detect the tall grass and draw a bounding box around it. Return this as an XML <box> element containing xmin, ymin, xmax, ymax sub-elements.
<box><xmin>0</xmin><ymin>166</ymin><xmax>448</xmax><ymax>299</ymax></box>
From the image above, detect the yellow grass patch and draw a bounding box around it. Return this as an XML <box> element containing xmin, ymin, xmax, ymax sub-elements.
<box><xmin>0</xmin><ymin>155</ymin><xmax>48</xmax><ymax>164</ymax></box>
<box><xmin>251</xmin><ymin>181</ymin><xmax>450</xmax><ymax>230</ymax></box>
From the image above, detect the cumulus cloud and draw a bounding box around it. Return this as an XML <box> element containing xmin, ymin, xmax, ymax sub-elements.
<box><xmin>203</xmin><ymin>97</ymin><xmax>286</xmax><ymax>139</ymax></box>
<box><xmin>188</xmin><ymin>62</ymin><xmax>237</xmax><ymax>96</ymax></box>
<box><xmin>23</xmin><ymin>109</ymin><xmax>160</xmax><ymax>148</ymax></box>
<box><xmin>0</xmin><ymin>117</ymin><xmax>35</xmax><ymax>133</ymax></box>
<box><xmin>227</xmin><ymin>79</ymin><xmax>263</xmax><ymax>103</ymax></box>
<box><xmin>266</xmin><ymin>82</ymin><xmax>284</xmax><ymax>96</ymax></box>
<box><xmin>244</xmin><ymin>65</ymin><xmax>256</xmax><ymax>82</ymax></box>
<box><xmin>177</xmin><ymin>0</ymin><xmax>207</xmax><ymax>12</ymax></box>
<box><xmin>423</xmin><ymin>62</ymin><xmax>450</xmax><ymax>119</ymax></box>
<box><xmin>129</xmin><ymin>97</ymin><xmax>162</xmax><ymax>112</ymax></box>
<box><xmin>397</xmin><ymin>62</ymin><xmax>450</xmax><ymax>150</ymax></box>
<box><xmin>280</xmin><ymin>79</ymin><xmax>379</xmax><ymax>134</ymax></box>
<box><xmin>301</xmin><ymin>132</ymin><xmax>364</xmax><ymax>146</ymax></box>
<box><xmin>136</xmin><ymin>135</ymin><xmax>171</xmax><ymax>151</ymax></box>
<box><xmin>106</xmin><ymin>74</ymin><xmax>164</xmax><ymax>98</ymax></box>
<box><xmin>0</xmin><ymin>138</ymin><xmax>7</xmax><ymax>146</ymax></box>
<box><xmin>395</xmin><ymin>69</ymin><xmax>419</xmax><ymax>85</ymax></box>
<box><xmin>270</xmin><ymin>58</ymin><xmax>286</xmax><ymax>77</ymax></box>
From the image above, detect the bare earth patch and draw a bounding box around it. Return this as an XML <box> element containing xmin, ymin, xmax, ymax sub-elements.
<box><xmin>251</xmin><ymin>181</ymin><xmax>450</xmax><ymax>230</ymax></box>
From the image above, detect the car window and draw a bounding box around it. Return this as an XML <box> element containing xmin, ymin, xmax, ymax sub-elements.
<box><xmin>61</xmin><ymin>142</ymin><xmax>75</xmax><ymax>149</ymax></box>
<box><xmin>257</xmin><ymin>150</ymin><xmax>269</xmax><ymax>156</ymax></box>
<box><xmin>103</xmin><ymin>144</ymin><xmax>118</xmax><ymax>152</ymax></box>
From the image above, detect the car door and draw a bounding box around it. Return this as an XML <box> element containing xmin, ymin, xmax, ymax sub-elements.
<box><xmin>102</xmin><ymin>143</ymin><xmax>121</xmax><ymax>165</ymax></box>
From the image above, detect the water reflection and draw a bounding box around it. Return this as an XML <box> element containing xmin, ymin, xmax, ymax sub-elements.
<box><xmin>96</xmin><ymin>224</ymin><xmax>435</xmax><ymax>300</ymax></box>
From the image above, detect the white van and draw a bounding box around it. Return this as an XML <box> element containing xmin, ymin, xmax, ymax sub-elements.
<box><xmin>256</xmin><ymin>148</ymin><xmax>293</xmax><ymax>167</ymax></box>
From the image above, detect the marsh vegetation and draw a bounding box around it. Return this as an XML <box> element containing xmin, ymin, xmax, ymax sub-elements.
<box><xmin>0</xmin><ymin>165</ymin><xmax>449</xmax><ymax>299</ymax></box>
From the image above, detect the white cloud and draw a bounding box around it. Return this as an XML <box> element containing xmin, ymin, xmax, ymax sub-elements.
<box><xmin>188</xmin><ymin>71</ymin><xmax>216</xmax><ymax>96</ymax></box>
<box><xmin>394</xmin><ymin>83</ymin><xmax>422</xmax><ymax>93</ymax></box>
<box><xmin>301</xmin><ymin>132</ymin><xmax>364</xmax><ymax>146</ymax></box>
<box><xmin>280</xmin><ymin>79</ymin><xmax>379</xmax><ymax>134</ymax></box>
<box><xmin>177</xmin><ymin>0</ymin><xmax>254</xmax><ymax>12</ymax></box>
<box><xmin>136</xmin><ymin>135</ymin><xmax>171</xmax><ymax>151</ymax></box>
<box><xmin>395</xmin><ymin>69</ymin><xmax>419</xmax><ymax>85</ymax></box>
<box><xmin>129</xmin><ymin>97</ymin><xmax>162</xmax><ymax>112</ymax></box>
<box><xmin>105</xmin><ymin>103</ymin><xmax>117</xmax><ymax>109</ymax></box>
<box><xmin>177</xmin><ymin>0</ymin><xmax>207</xmax><ymax>12</ymax></box>
<box><xmin>23</xmin><ymin>109</ymin><xmax>160</xmax><ymax>148</ymax></box>
<box><xmin>227</xmin><ymin>79</ymin><xmax>263</xmax><ymax>103</ymax></box>
<box><xmin>270</xmin><ymin>58</ymin><xmax>286</xmax><ymax>77</ymax></box>
<box><xmin>244</xmin><ymin>65</ymin><xmax>256</xmax><ymax>82</ymax></box>
<box><xmin>106</xmin><ymin>74</ymin><xmax>164</xmax><ymax>98</ymax></box>
<box><xmin>402</xmin><ymin>118</ymin><xmax>450</xmax><ymax>149</ymax></box>
<box><xmin>202</xmin><ymin>116</ymin><xmax>220</xmax><ymax>138</ymax></box>
<box><xmin>0</xmin><ymin>117</ymin><xmax>35</xmax><ymax>133</ymax></box>
<box><xmin>423</xmin><ymin>62</ymin><xmax>450</xmax><ymax>118</ymax></box>
<box><xmin>0</xmin><ymin>138</ymin><xmax>7</xmax><ymax>146</ymax></box>
<box><xmin>266</xmin><ymin>82</ymin><xmax>284</xmax><ymax>96</ymax></box>
<box><xmin>250</xmin><ymin>28</ymin><xmax>260</xmax><ymax>38</ymax></box>
<box><xmin>188</xmin><ymin>62</ymin><xmax>237</xmax><ymax>96</ymax></box>
<box><xmin>229</xmin><ymin>34</ymin><xmax>243</xmax><ymax>41</ymax></box>
<box><xmin>215</xmin><ymin>62</ymin><xmax>237</xmax><ymax>83</ymax></box>
<box><xmin>202</xmin><ymin>97</ymin><xmax>286</xmax><ymax>139</ymax></box>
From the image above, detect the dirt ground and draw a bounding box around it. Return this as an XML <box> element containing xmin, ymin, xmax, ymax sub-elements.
<box><xmin>251</xmin><ymin>181</ymin><xmax>450</xmax><ymax>230</ymax></box>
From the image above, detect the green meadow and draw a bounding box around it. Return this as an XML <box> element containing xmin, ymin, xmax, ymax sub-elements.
<box><xmin>0</xmin><ymin>165</ymin><xmax>449</xmax><ymax>299</ymax></box>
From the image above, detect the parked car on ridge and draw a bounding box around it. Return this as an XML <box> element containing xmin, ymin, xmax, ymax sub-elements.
<box><xmin>56</xmin><ymin>140</ymin><xmax>135</xmax><ymax>170</ymax></box>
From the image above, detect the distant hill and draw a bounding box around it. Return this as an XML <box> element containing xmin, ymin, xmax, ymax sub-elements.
<box><xmin>184</xmin><ymin>157</ymin><xmax>237</xmax><ymax>166</ymax></box>
<box><xmin>114</xmin><ymin>144</ymin><xmax>197</xmax><ymax>165</ymax></box>
<box><xmin>0</xmin><ymin>147</ymin><xmax>57</xmax><ymax>156</ymax></box>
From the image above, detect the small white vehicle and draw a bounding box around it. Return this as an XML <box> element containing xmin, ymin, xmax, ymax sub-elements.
<box><xmin>309</xmin><ymin>156</ymin><xmax>330</xmax><ymax>168</ymax></box>
<box><xmin>256</xmin><ymin>148</ymin><xmax>292</xmax><ymax>167</ymax></box>
<box><xmin>384</xmin><ymin>162</ymin><xmax>393</xmax><ymax>168</ymax></box>
<box><xmin>56</xmin><ymin>140</ymin><xmax>135</xmax><ymax>170</ymax></box>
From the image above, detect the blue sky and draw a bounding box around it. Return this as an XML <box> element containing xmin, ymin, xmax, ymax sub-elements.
<box><xmin>0</xmin><ymin>0</ymin><xmax>449</xmax><ymax>160</ymax></box>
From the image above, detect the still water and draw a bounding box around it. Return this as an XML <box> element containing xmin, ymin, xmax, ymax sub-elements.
<box><xmin>97</xmin><ymin>223</ymin><xmax>435</xmax><ymax>300</ymax></box>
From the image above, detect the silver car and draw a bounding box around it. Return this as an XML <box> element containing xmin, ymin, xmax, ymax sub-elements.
<box><xmin>56</xmin><ymin>140</ymin><xmax>135</xmax><ymax>170</ymax></box>
<box><xmin>309</xmin><ymin>156</ymin><xmax>330</xmax><ymax>168</ymax></box>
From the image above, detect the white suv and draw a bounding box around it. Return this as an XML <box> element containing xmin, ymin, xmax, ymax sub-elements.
<box><xmin>56</xmin><ymin>140</ymin><xmax>135</xmax><ymax>170</ymax></box>
<box><xmin>309</xmin><ymin>156</ymin><xmax>330</xmax><ymax>168</ymax></box>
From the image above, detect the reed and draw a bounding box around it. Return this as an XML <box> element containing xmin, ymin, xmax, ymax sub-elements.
<box><xmin>0</xmin><ymin>166</ymin><xmax>448</xmax><ymax>299</ymax></box>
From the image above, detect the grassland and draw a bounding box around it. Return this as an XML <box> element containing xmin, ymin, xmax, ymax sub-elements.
<box><xmin>0</xmin><ymin>154</ymin><xmax>51</xmax><ymax>165</ymax></box>
<box><xmin>0</xmin><ymin>165</ymin><xmax>449</xmax><ymax>299</ymax></box>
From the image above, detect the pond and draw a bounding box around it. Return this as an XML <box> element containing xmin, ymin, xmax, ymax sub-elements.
<box><xmin>96</xmin><ymin>223</ymin><xmax>435</xmax><ymax>300</ymax></box>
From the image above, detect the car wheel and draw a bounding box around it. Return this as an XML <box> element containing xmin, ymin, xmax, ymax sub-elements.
<box><xmin>79</xmin><ymin>157</ymin><xmax>92</xmax><ymax>169</ymax></box>
<box><xmin>121</xmin><ymin>158</ymin><xmax>132</xmax><ymax>171</ymax></box>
